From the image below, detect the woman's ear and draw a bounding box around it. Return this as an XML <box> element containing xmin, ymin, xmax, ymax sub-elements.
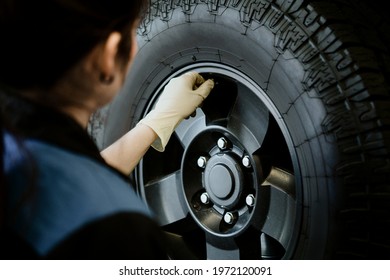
<box><xmin>99</xmin><ymin>32</ymin><xmax>122</xmax><ymax>82</ymax></box>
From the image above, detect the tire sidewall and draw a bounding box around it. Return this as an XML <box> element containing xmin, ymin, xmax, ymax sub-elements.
<box><xmin>103</xmin><ymin>3</ymin><xmax>343</xmax><ymax>259</ymax></box>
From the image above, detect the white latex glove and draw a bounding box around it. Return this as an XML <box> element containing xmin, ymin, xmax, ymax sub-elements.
<box><xmin>138</xmin><ymin>72</ymin><xmax>214</xmax><ymax>152</ymax></box>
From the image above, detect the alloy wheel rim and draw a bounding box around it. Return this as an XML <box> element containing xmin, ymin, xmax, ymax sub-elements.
<box><xmin>137</xmin><ymin>63</ymin><xmax>302</xmax><ymax>259</ymax></box>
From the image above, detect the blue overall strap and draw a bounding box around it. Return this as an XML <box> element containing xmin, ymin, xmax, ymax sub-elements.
<box><xmin>4</xmin><ymin>134</ymin><xmax>152</xmax><ymax>256</ymax></box>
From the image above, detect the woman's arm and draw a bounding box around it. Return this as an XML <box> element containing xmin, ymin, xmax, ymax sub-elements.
<box><xmin>101</xmin><ymin>72</ymin><xmax>214</xmax><ymax>175</ymax></box>
<box><xmin>100</xmin><ymin>123</ymin><xmax>157</xmax><ymax>175</ymax></box>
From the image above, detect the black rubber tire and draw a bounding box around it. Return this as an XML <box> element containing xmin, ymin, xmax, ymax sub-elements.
<box><xmin>90</xmin><ymin>0</ymin><xmax>390</xmax><ymax>259</ymax></box>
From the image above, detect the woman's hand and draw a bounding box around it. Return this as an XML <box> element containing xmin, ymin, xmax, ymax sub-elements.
<box><xmin>101</xmin><ymin>72</ymin><xmax>213</xmax><ymax>175</ymax></box>
<box><xmin>138</xmin><ymin>72</ymin><xmax>214</xmax><ymax>151</ymax></box>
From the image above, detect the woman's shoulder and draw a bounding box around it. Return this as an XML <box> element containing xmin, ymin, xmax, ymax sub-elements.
<box><xmin>7</xmin><ymin>137</ymin><xmax>148</xmax><ymax>212</ymax></box>
<box><xmin>5</xmin><ymin>137</ymin><xmax>155</xmax><ymax>257</ymax></box>
<box><xmin>28</xmin><ymin>139</ymin><xmax>150</xmax><ymax>213</ymax></box>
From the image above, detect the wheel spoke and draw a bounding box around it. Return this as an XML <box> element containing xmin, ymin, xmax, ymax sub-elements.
<box><xmin>235</xmin><ymin>227</ymin><xmax>262</xmax><ymax>259</ymax></box>
<box><xmin>205</xmin><ymin>228</ymin><xmax>262</xmax><ymax>260</ymax></box>
<box><xmin>260</xmin><ymin>233</ymin><xmax>285</xmax><ymax>260</ymax></box>
<box><xmin>163</xmin><ymin>232</ymin><xmax>199</xmax><ymax>260</ymax></box>
<box><xmin>206</xmin><ymin>233</ymin><xmax>240</xmax><ymax>260</ymax></box>
<box><xmin>262</xmin><ymin>167</ymin><xmax>295</xmax><ymax>196</ymax></box>
<box><xmin>174</xmin><ymin>108</ymin><xmax>207</xmax><ymax>148</ymax></box>
<box><xmin>145</xmin><ymin>170</ymin><xmax>188</xmax><ymax>227</ymax></box>
<box><xmin>227</xmin><ymin>84</ymin><xmax>269</xmax><ymax>154</ymax></box>
<box><xmin>253</xmin><ymin>167</ymin><xmax>296</xmax><ymax>249</ymax></box>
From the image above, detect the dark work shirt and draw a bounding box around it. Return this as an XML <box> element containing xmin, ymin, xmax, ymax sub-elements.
<box><xmin>1</xmin><ymin>94</ymin><xmax>168</xmax><ymax>259</ymax></box>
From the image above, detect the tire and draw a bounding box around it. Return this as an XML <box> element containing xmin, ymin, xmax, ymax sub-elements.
<box><xmin>90</xmin><ymin>0</ymin><xmax>390</xmax><ymax>259</ymax></box>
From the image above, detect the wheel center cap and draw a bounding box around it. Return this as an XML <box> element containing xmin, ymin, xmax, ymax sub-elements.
<box><xmin>208</xmin><ymin>164</ymin><xmax>234</xmax><ymax>199</ymax></box>
<box><xmin>204</xmin><ymin>153</ymin><xmax>244</xmax><ymax>208</ymax></box>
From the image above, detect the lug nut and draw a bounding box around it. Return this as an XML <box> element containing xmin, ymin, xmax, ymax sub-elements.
<box><xmin>197</xmin><ymin>156</ymin><xmax>208</xmax><ymax>168</ymax></box>
<box><xmin>245</xmin><ymin>194</ymin><xmax>255</xmax><ymax>207</ymax></box>
<box><xmin>223</xmin><ymin>212</ymin><xmax>235</xmax><ymax>225</ymax></box>
<box><xmin>242</xmin><ymin>155</ymin><xmax>251</xmax><ymax>168</ymax></box>
<box><xmin>217</xmin><ymin>137</ymin><xmax>228</xmax><ymax>150</ymax></box>
<box><xmin>200</xmin><ymin>192</ymin><xmax>210</xmax><ymax>204</ymax></box>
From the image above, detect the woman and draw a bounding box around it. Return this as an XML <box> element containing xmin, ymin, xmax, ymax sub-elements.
<box><xmin>0</xmin><ymin>0</ymin><xmax>214</xmax><ymax>259</ymax></box>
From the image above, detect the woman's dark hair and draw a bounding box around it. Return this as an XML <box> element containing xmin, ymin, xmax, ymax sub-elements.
<box><xmin>0</xmin><ymin>0</ymin><xmax>149</xmax><ymax>229</ymax></box>
<box><xmin>0</xmin><ymin>0</ymin><xmax>149</xmax><ymax>90</ymax></box>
